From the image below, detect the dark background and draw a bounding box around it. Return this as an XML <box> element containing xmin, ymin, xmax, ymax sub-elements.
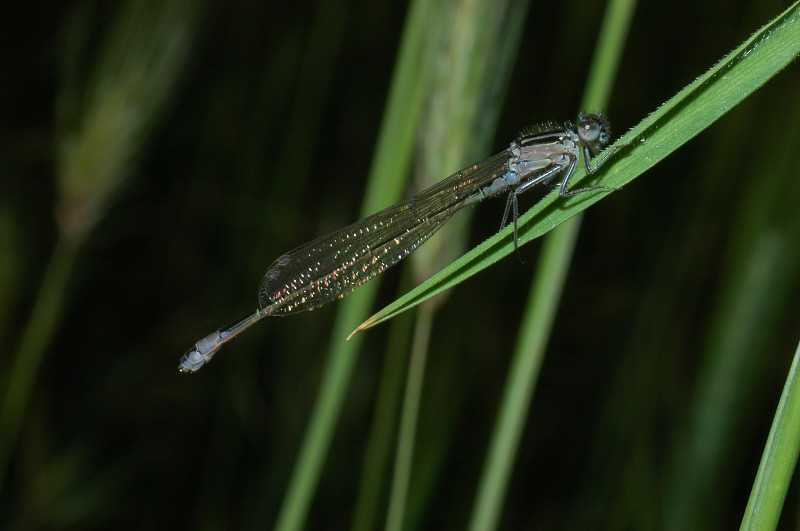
<box><xmin>2</xmin><ymin>0</ymin><xmax>800</xmax><ymax>529</ymax></box>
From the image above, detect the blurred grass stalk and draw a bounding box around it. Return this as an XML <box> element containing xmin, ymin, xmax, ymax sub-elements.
<box><xmin>384</xmin><ymin>2</ymin><xmax>530</xmax><ymax>530</ymax></box>
<box><xmin>270</xmin><ymin>0</ymin><xmax>429</xmax><ymax>527</ymax></box>
<box><xmin>741</xmin><ymin>339</ymin><xmax>800</xmax><ymax>530</ymax></box>
<box><xmin>468</xmin><ymin>0</ymin><xmax>636</xmax><ymax>529</ymax></box>
<box><xmin>271</xmin><ymin>0</ymin><xmax>532</xmax><ymax>529</ymax></box>
<box><xmin>0</xmin><ymin>0</ymin><xmax>204</xmax><ymax>493</ymax></box>
<box><xmin>661</xmin><ymin>73</ymin><xmax>800</xmax><ymax>529</ymax></box>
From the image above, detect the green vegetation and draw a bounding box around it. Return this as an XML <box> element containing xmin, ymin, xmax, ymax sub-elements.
<box><xmin>2</xmin><ymin>0</ymin><xmax>799</xmax><ymax>529</ymax></box>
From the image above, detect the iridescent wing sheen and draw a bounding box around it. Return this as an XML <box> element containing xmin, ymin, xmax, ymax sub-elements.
<box><xmin>259</xmin><ymin>150</ymin><xmax>511</xmax><ymax>314</ymax></box>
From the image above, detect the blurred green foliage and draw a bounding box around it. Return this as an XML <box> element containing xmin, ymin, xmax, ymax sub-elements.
<box><xmin>1</xmin><ymin>0</ymin><xmax>800</xmax><ymax>529</ymax></box>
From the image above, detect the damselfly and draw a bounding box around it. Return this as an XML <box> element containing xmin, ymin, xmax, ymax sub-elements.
<box><xmin>179</xmin><ymin>113</ymin><xmax>624</xmax><ymax>373</ymax></box>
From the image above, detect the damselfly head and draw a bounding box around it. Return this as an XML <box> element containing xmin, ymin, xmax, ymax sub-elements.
<box><xmin>576</xmin><ymin>113</ymin><xmax>611</xmax><ymax>154</ymax></box>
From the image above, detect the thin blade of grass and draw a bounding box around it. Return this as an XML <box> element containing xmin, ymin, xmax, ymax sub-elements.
<box><xmin>740</xmin><ymin>339</ymin><xmax>800</xmax><ymax>531</ymax></box>
<box><xmin>351</xmin><ymin>0</ymin><xmax>800</xmax><ymax>335</ymax></box>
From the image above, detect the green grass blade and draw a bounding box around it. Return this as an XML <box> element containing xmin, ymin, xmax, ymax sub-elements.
<box><xmin>740</xmin><ymin>339</ymin><xmax>800</xmax><ymax>531</ymax></box>
<box><xmin>351</xmin><ymin>0</ymin><xmax>800</xmax><ymax>335</ymax></box>
<box><xmin>384</xmin><ymin>311</ymin><xmax>432</xmax><ymax>531</ymax></box>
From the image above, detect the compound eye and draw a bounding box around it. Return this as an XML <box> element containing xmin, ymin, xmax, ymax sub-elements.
<box><xmin>578</xmin><ymin>115</ymin><xmax>602</xmax><ymax>144</ymax></box>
